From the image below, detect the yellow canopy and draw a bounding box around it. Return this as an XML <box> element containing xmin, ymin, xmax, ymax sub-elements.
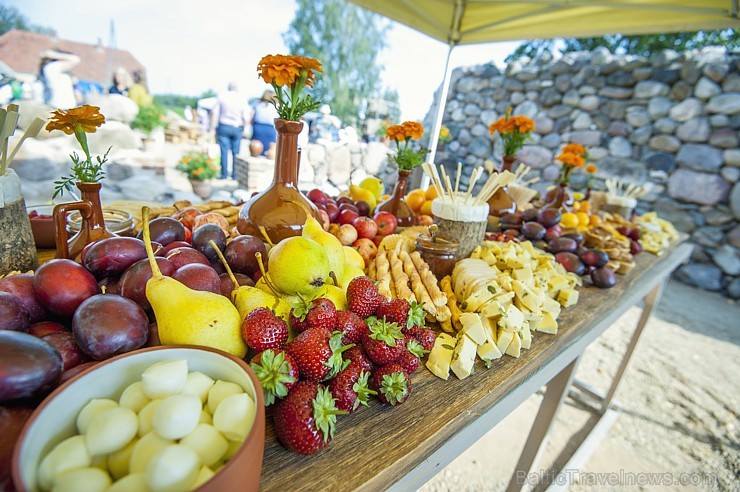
<box><xmin>349</xmin><ymin>0</ymin><xmax>739</xmax><ymax>46</ymax></box>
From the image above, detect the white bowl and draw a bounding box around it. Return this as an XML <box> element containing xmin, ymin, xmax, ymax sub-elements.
<box><xmin>12</xmin><ymin>345</ymin><xmax>265</xmax><ymax>492</ymax></box>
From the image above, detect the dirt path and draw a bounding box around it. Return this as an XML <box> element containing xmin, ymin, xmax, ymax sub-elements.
<box><xmin>420</xmin><ymin>280</ymin><xmax>740</xmax><ymax>491</ymax></box>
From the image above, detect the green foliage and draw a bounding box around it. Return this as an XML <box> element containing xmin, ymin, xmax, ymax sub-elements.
<box><xmin>130</xmin><ymin>104</ymin><xmax>168</xmax><ymax>135</ymax></box>
<box><xmin>283</xmin><ymin>0</ymin><xmax>390</xmax><ymax>126</ymax></box>
<box><xmin>390</xmin><ymin>140</ymin><xmax>428</xmax><ymax>171</ymax></box>
<box><xmin>175</xmin><ymin>151</ymin><xmax>218</xmax><ymax>181</ymax></box>
<box><xmin>53</xmin><ymin>148</ymin><xmax>110</xmax><ymax>199</ymax></box>
<box><xmin>153</xmin><ymin>93</ymin><xmax>198</xmax><ymax>109</ymax></box>
<box><xmin>506</xmin><ymin>29</ymin><xmax>739</xmax><ymax>61</ymax></box>
<box><xmin>0</xmin><ymin>5</ymin><xmax>55</xmax><ymax>36</ymax></box>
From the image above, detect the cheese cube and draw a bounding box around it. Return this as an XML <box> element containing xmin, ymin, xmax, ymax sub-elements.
<box><xmin>495</xmin><ymin>291</ymin><xmax>515</xmax><ymax>306</ymax></box>
<box><xmin>513</xmin><ymin>281</ymin><xmax>543</xmax><ymax>313</ymax></box>
<box><xmin>557</xmin><ymin>288</ymin><xmax>579</xmax><ymax>308</ymax></box>
<box><xmin>541</xmin><ymin>296</ymin><xmax>562</xmax><ymax>318</ymax></box>
<box><xmin>477</xmin><ymin>341</ymin><xmax>503</xmax><ymax>362</ymax></box>
<box><xmin>520</xmin><ymin>323</ymin><xmax>532</xmax><ymax>349</ymax></box>
<box><xmin>480</xmin><ymin>249</ymin><xmax>497</xmax><ymax>267</ymax></box>
<box><xmin>461</xmin><ymin>288</ymin><xmax>495</xmax><ymax>313</ymax></box>
<box><xmin>480</xmin><ymin>315</ymin><xmax>497</xmax><ymax>344</ymax></box>
<box><xmin>548</xmin><ymin>275</ymin><xmax>570</xmax><ymax>294</ymax></box>
<box><xmin>506</xmin><ymin>255</ymin><xmax>526</xmax><ymax>269</ymax></box>
<box><xmin>499</xmin><ymin>304</ymin><xmax>524</xmax><ymax>332</ymax></box>
<box><xmin>450</xmin><ymin>335</ymin><xmax>477</xmax><ymax>380</ymax></box>
<box><xmin>505</xmin><ymin>332</ymin><xmax>522</xmax><ymax>358</ymax></box>
<box><xmin>480</xmin><ymin>300</ymin><xmax>506</xmax><ymax>319</ymax></box>
<box><xmin>495</xmin><ymin>328</ymin><xmax>514</xmax><ymax>354</ymax></box>
<box><xmin>459</xmin><ymin>313</ymin><xmax>487</xmax><ymax>345</ymax></box>
<box><xmin>425</xmin><ymin>333</ymin><xmax>456</xmax><ymax>380</ymax></box>
<box><xmin>533</xmin><ymin>311</ymin><xmax>558</xmax><ymax>334</ymax></box>
<box><xmin>498</xmin><ymin>274</ymin><xmax>512</xmax><ymax>291</ymax></box>
<box><xmin>521</xmin><ymin>241</ymin><xmax>537</xmax><ymax>256</ymax></box>
<box><xmin>513</xmin><ymin>265</ymin><xmax>533</xmax><ymax>283</ymax></box>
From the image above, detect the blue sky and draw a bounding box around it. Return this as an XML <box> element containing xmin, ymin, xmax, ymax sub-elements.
<box><xmin>8</xmin><ymin>0</ymin><xmax>521</xmax><ymax>121</ymax></box>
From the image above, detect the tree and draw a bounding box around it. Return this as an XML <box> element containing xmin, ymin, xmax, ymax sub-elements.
<box><xmin>0</xmin><ymin>5</ymin><xmax>55</xmax><ymax>37</ymax></box>
<box><xmin>506</xmin><ymin>29</ymin><xmax>739</xmax><ymax>61</ymax></box>
<box><xmin>283</xmin><ymin>0</ymin><xmax>390</xmax><ymax>127</ymax></box>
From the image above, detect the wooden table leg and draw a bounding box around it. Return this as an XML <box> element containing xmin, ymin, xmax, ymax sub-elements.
<box><xmin>506</xmin><ymin>357</ymin><xmax>580</xmax><ymax>492</ymax></box>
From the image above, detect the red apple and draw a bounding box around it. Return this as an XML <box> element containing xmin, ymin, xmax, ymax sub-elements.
<box><xmin>172</xmin><ymin>207</ymin><xmax>203</xmax><ymax>230</ymax></box>
<box><xmin>352</xmin><ymin>238</ymin><xmax>378</xmax><ymax>265</ymax></box>
<box><xmin>335</xmin><ymin>224</ymin><xmax>358</xmax><ymax>246</ymax></box>
<box><xmin>416</xmin><ymin>214</ymin><xmax>434</xmax><ymax>227</ymax></box>
<box><xmin>28</xmin><ymin>321</ymin><xmax>67</xmax><ymax>338</ymax></box>
<box><xmin>319</xmin><ymin>210</ymin><xmax>331</xmax><ymax>230</ymax></box>
<box><xmin>372</xmin><ymin>234</ymin><xmax>385</xmax><ymax>247</ymax></box>
<box><xmin>352</xmin><ymin>216</ymin><xmax>378</xmax><ymax>240</ymax></box>
<box><xmin>325</xmin><ymin>202</ymin><xmax>340</xmax><ymax>223</ymax></box>
<box><xmin>307</xmin><ymin>189</ymin><xmax>328</xmax><ymax>205</ymax></box>
<box><xmin>338</xmin><ymin>209</ymin><xmax>359</xmax><ymax>226</ymax></box>
<box><xmin>373</xmin><ymin>211</ymin><xmax>398</xmax><ymax>235</ymax></box>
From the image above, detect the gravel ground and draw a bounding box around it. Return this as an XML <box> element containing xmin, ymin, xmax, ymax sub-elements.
<box><xmin>420</xmin><ymin>279</ymin><xmax>740</xmax><ymax>491</ymax></box>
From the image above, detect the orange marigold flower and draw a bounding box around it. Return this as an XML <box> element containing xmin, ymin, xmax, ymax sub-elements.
<box><xmin>511</xmin><ymin>115</ymin><xmax>535</xmax><ymax>133</ymax></box>
<box><xmin>585</xmin><ymin>164</ymin><xmax>598</xmax><ymax>173</ymax></box>
<box><xmin>562</xmin><ymin>143</ymin><xmax>586</xmax><ymax>156</ymax></box>
<box><xmin>401</xmin><ymin>121</ymin><xmax>424</xmax><ymax>140</ymax></box>
<box><xmin>46</xmin><ymin>105</ymin><xmax>105</xmax><ymax>135</ymax></box>
<box><xmin>557</xmin><ymin>152</ymin><xmax>585</xmax><ymax>168</ymax></box>
<box><xmin>386</xmin><ymin>124</ymin><xmax>405</xmax><ymax>141</ymax></box>
<box><xmin>257</xmin><ymin>54</ymin><xmax>322</xmax><ymax>88</ymax></box>
<box><xmin>296</xmin><ymin>56</ymin><xmax>323</xmax><ymax>87</ymax></box>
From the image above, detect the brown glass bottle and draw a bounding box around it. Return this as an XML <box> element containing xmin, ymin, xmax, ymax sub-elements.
<box><xmin>376</xmin><ymin>169</ymin><xmax>415</xmax><ymax>227</ymax></box>
<box><xmin>543</xmin><ymin>182</ymin><xmax>575</xmax><ymax>211</ymax></box>
<box><xmin>237</xmin><ymin>119</ymin><xmax>322</xmax><ymax>243</ymax></box>
<box><xmin>487</xmin><ymin>155</ymin><xmax>517</xmax><ymax>217</ymax></box>
<box><xmin>53</xmin><ymin>182</ymin><xmax>117</xmax><ymax>260</ymax></box>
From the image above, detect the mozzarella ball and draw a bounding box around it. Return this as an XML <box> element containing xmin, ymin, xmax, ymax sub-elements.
<box><xmin>180</xmin><ymin>424</ymin><xmax>229</xmax><ymax>467</ymax></box>
<box><xmin>138</xmin><ymin>399</ymin><xmax>162</xmax><ymax>436</ymax></box>
<box><xmin>76</xmin><ymin>399</ymin><xmax>117</xmax><ymax>434</ymax></box>
<box><xmin>51</xmin><ymin>467</ymin><xmax>111</xmax><ymax>492</ymax></box>
<box><xmin>106</xmin><ymin>473</ymin><xmax>147</xmax><ymax>492</ymax></box>
<box><xmin>129</xmin><ymin>432</ymin><xmax>173</xmax><ymax>474</ymax></box>
<box><xmin>141</xmin><ymin>360</ymin><xmax>188</xmax><ymax>399</ymax></box>
<box><xmin>213</xmin><ymin>393</ymin><xmax>255</xmax><ymax>442</ymax></box>
<box><xmin>152</xmin><ymin>394</ymin><xmax>202</xmax><ymax>440</ymax></box>
<box><xmin>38</xmin><ymin>435</ymin><xmax>91</xmax><ymax>491</ymax></box>
<box><xmin>192</xmin><ymin>466</ymin><xmax>215</xmax><ymax>489</ymax></box>
<box><xmin>145</xmin><ymin>445</ymin><xmax>200</xmax><ymax>492</ymax></box>
<box><xmin>206</xmin><ymin>380</ymin><xmax>243</xmax><ymax>415</ymax></box>
<box><xmin>119</xmin><ymin>382</ymin><xmax>150</xmax><ymax>413</ymax></box>
<box><xmin>199</xmin><ymin>410</ymin><xmax>212</xmax><ymax>425</ymax></box>
<box><xmin>85</xmin><ymin>407</ymin><xmax>138</xmax><ymax>456</ymax></box>
<box><xmin>182</xmin><ymin>371</ymin><xmax>214</xmax><ymax>403</ymax></box>
<box><xmin>107</xmin><ymin>438</ymin><xmax>137</xmax><ymax>480</ymax></box>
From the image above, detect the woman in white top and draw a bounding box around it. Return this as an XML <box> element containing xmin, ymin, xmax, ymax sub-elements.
<box><xmin>251</xmin><ymin>90</ymin><xmax>279</xmax><ymax>156</ymax></box>
<box><xmin>38</xmin><ymin>49</ymin><xmax>80</xmax><ymax>109</ymax></box>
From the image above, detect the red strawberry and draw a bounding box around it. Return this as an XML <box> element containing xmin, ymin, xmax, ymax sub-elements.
<box><xmin>371</xmin><ymin>363</ymin><xmax>411</xmax><ymax>406</ymax></box>
<box><xmin>242</xmin><ymin>307</ymin><xmax>288</xmax><ymax>351</ymax></box>
<box><xmin>273</xmin><ymin>381</ymin><xmax>346</xmax><ymax>455</ymax></box>
<box><xmin>415</xmin><ymin>328</ymin><xmax>436</xmax><ymax>352</ymax></box>
<box><xmin>286</xmin><ymin>327</ymin><xmax>352</xmax><ymax>381</ymax></box>
<box><xmin>291</xmin><ymin>298</ymin><xmax>337</xmax><ymax>334</ymax></box>
<box><xmin>346</xmin><ymin>276</ymin><xmax>382</xmax><ymax>318</ymax></box>
<box><xmin>396</xmin><ymin>338</ymin><xmax>425</xmax><ymax>374</ymax></box>
<box><xmin>328</xmin><ymin>363</ymin><xmax>376</xmax><ymax>413</ymax></box>
<box><xmin>375</xmin><ymin>298</ymin><xmax>410</xmax><ymax>327</ymax></box>
<box><xmin>344</xmin><ymin>345</ymin><xmax>374</xmax><ymax>373</ymax></box>
<box><xmin>361</xmin><ymin>316</ymin><xmax>404</xmax><ymax>366</ymax></box>
<box><xmin>404</xmin><ymin>301</ymin><xmax>426</xmax><ymax>336</ymax></box>
<box><xmin>335</xmin><ymin>310</ymin><xmax>369</xmax><ymax>344</ymax></box>
<box><xmin>250</xmin><ymin>349</ymin><xmax>299</xmax><ymax>405</ymax></box>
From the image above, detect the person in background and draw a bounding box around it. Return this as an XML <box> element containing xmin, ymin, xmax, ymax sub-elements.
<box><xmin>251</xmin><ymin>90</ymin><xmax>278</xmax><ymax>157</ymax></box>
<box><xmin>211</xmin><ymin>82</ymin><xmax>251</xmax><ymax>181</ymax></box>
<box><xmin>128</xmin><ymin>70</ymin><xmax>153</xmax><ymax>107</ymax></box>
<box><xmin>309</xmin><ymin>104</ymin><xmax>341</xmax><ymax>145</ymax></box>
<box><xmin>109</xmin><ymin>68</ymin><xmax>131</xmax><ymax>95</ymax></box>
<box><xmin>38</xmin><ymin>49</ymin><xmax>80</xmax><ymax>109</ymax></box>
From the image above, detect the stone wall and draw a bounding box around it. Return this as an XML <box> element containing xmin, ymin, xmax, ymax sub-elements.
<box><xmin>429</xmin><ymin>46</ymin><xmax>739</xmax><ymax>297</ymax></box>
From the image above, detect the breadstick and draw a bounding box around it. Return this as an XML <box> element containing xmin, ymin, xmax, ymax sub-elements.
<box><xmin>388</xmin><ymin>250</ymin><xmax>414</xmax><ymax>302</ymax></box>
<box><xmin>410</xmin><ymin>251</ymin><xmax>447</xmax><ymax>307</ymax></box>
<box><xmin>367</xmin><ymin>257</ymin><xmax>377</xmax><ymax>281</ymax></box>
<box><xmin>400</xmin><ymin>250</ymin><xmax>436</xmax><ymax>316</ymax></box>
<box><xmin>375</xmin><ymin>250</ymin><xmax>392</xmax><ymax>298</ymax></box>
<box><xmin>439</xmin><ymin>318</ymin><xmax>454</xmax><ymax>333</ymax></box>
<box><xmin>435</xmin><ymin>304</ymin><xmax>451</xmax><ymax>323</ymax></box>
<box><xmin>440</xmin><ymin>275</ymin><xmax>463</xmax><ymax>330</ymax></box>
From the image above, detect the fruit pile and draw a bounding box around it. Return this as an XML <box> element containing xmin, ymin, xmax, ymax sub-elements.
<box><xmin>633</xmin><ymin>212</ymin><xmax>679</xmax><ymax>256</ymax></box>
<box><xmin>426</xmin><ymin>240</ymin><xmax>580</xmax><ymax>380</ymax></box>
<box><xmin>245</xmin><ymin>277</ymin><xmax>434</xmax><ymax>455</ymax></box>
<box><xmin>35</xmin><ymin>359</ymin><xmax>255</xmax><ymax>492</ymax></box>
<box><xmin>404</xmin><ymin>186</ymin><xmax>437</xmax><ymax>225</ymax></box>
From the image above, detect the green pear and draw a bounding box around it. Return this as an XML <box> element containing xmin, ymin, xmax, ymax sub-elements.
<box><xmin>301</xmin><ymin>212</ymin><xmax>345</xmax><ymax>281</ymax></box>
<box><xmin>339</xmin><ymin>264</ymin><xmax>366</xmax><ymax>291</ymax></box>
<box><xmin>268</xmin><ymin>236</ymin><xmax>330</xmax><ymax>297</ymax></box>
<box><xmin>141</xmin><ymin>207</ymin><xmax>246</xmax><ymax>358</ymax></box>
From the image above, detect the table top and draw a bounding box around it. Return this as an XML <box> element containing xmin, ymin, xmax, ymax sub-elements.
<box><xmin>257</xmin><ymin>240</ymin><xmax>693</xmax><ymax>492</ymax></box>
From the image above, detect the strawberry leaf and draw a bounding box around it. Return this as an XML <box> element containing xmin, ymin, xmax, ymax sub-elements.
<box><xmin>250</xmin><ymin>350</ymin><xmax>297</xmax><ymax>406</ymax></box>
<box><xmin>351</xmin><ymin>370</ymin><xmax>377</xmax><ymax>410</ymax></box>
<box><xmin>312</xmin><ymin>386</ymin><xmax>346</xmax><ymax>442</ymax></box>
<box><xmin>380</xmin><ymin>371</ymin><xmax>409</xmax><ymax>406</ymax></box>
<box><xmin>406</xmin><ymin>339</ymin><xmax>425</xmax><ymax>358</ymax></box>
<box><xmin>406</xmin><ymin>301</ymin><xmax>426</xmax><ymax>330</ymax></box>
<box><xmin>324</xmin><ymin>331</ymin><xmax>354</xmax><ymax>380</ymax></box>
<box><xmin>367</xmin><ymin>316</ymin><xmax>403</xmax><ymax>346</ymax></box>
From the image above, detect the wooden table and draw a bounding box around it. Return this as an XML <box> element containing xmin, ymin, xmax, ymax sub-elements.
<box><xmin>258</xmin><ymin>241</ymin><xmax>693</xmax><ymax>491</ymax></box>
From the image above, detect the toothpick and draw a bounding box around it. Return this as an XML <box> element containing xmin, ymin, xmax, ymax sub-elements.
<box><xmin>454</xmin><ymin>162</ymin><xmax>461</xmax><ymax>196</ymax></box>
<box><xmin>7</xmin><ymin>118</ymin><xmax>44</xmax><ymax>168</ymax></box>
<box><xmin>466</xmin><ymin>167</ymin><xmax>481</xmax><ymax>203</ymax></box>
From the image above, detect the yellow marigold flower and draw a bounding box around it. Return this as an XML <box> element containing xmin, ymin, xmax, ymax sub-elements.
<box><xmin>562</xmin><ymin>143</ymin><xmax>586</xmax><ymax>156</ymax></box>
<box><xmin>440</xmin><ymin>126</ymin><xmax>450</xmax><ymax>138</ymax></box>
<box><xmin>586</xmin><ymin>164</ymin><xmax>598</xmax><ymax>173</ymax></box>
<box><xmin>386</xmin><ymin>124</ymin><xmax>405</xmax><ymax>141</ymax></box>
<box><xmin>401</xmin><ymin>121</ymin><xmax>424</xmax><ymax>140</ymax></box>
<box><xmin>46</xmin><ymin>105</ymin><xmax>105</xmax><ymax>135</ymax></box>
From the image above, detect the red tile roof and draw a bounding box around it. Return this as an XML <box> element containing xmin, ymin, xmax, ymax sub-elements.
<box><xmin>0</xmin><ymin>29</ymin><xmax>146</xmax><ymax>85</ymax></box>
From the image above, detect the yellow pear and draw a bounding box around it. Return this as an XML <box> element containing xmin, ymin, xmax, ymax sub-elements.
<box><xmin>343</xmin><ymin>246</ymin><xmax>365</xmax><ymax>271</ymax></box>
<box><xmin>141</xmin><ymin>207</ymin><xmax>246</xmax><ymax>358</ymax></box>
<box><xmin>339</xmin><ymin>264</ymin><xmax>366</xmax><ymax>290</ymax></box>
<box><xmin>322</xmin><ymin>284</ymin><xmax>347</xmax><ymax>310</ymax></box>
<box><xmin>300</xmin><ymin>204</ymin><xmax>346</xmax><ymax>281</ymax></box>
<box><xmin>359</xmin><ymin>177</ymin><xmax>384</xmax><ymax>199</ymax></box>
<box><xmin>350</xmin><ymin>185</ymin><xmax>377</xmax><ymax>214</ymax></box>
<box><xmin>268</xmin><ymin>236</ymin><xmax>330</xmax><ymax>297</ymax></box>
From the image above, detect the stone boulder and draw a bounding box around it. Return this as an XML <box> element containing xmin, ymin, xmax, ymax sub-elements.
<box><xmin>668</xmin><ymin>169</ymin><xmax>730</xmax><ymax>205</ymax></box>
<box><xmin>87</xmin><ymin>94</ymin><xmax>140</xmax><ymax>124</ymax></box>
<box><xmin>87</xmin><ymin>121</ymin><xmax>141</xmax><ymax>154</ymax></box>
<box><xmin>705</xmin><ymin>93</ymin><xmax>740</xmax><ymax>115</ymax></box>
<box><xmin>15</xmin><ymin>100</ymin><xmax>53</xmax><ymax>132</ymax></box>
<box><xmin>8</xmin><ymin>137</ymin><xmax>72</xmax><ymax>182</ymax></box>
<box><xmin>668</xmin><ymin>97</ymin><xmax>703</xmax><ymax>122</ymax></box>
<box><xmin>516</xmin><ymin>145</ymin><xmax>552</xmax><ymax>168</ymax></box>
<box><xmin>674</xmin><ymin>263</ymin><xmax>723</xmax><ymax>291</ymax></box>
<box><xmin>675</xmin><ymin>144</ymin><xmax>723</xmax><ymax>172</ymax></box>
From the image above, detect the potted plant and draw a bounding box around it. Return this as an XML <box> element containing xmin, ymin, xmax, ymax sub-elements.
<box><xmin>176</xmin><ymin>150</ymin><xmax>219</xmax><ymax>199</ymax></box>
<box><xmin>130</xmin><ymin>104</ymin><xmax>168</xmax><ymax>151</ymax></box>
<box><xmin>544</xmin><ymin>143</ymin><xmax>589</xmax><ymax>210</ymax></box>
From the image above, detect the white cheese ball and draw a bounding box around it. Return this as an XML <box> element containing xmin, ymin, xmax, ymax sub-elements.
<box><xmin>85</xmin><ymin>407</ymin><xmax>138</xmax><ymax>456</ymax></box>
<box><xmin>107</xmin><ymin>437</ymin><xmax>137</xmax><ymax>480</ymax></box>
<box><xmin>145</xmin><ymin>444</ymin><xmax>200</xmax><ymax>492</ymax></box>
<box><xmin>129</xmin><ymin>432</ymin><xmax>173</xmax><ymax>474</ymax></box>
<box><xmin>199</xmin><ymin>410</ymin><xmax>212</xmax><ymax>425</ymax></box>
<box><xmin>152</xmin><ymin>394</ymin><xmax>202</xmax><ymax>440</ymax></box>
<box><xmin>180</xmin><ymin>423</ymin><xmax>229</xmax><ymax>468</ymax></box>
<box><xmin>76</xmin><ymin>399</ymin><xmax>118</xmax><ymax>434</ymax></box>
<box><xmin>182</xmin><ymin>371</ymin><xmax>215</xmax><ymax>403</ymax></box>
<box><xmin>51</xmin><ymin>467</ymin><xmax>111</xmax><ymax>492</ymax></box>
<box><xmin>222</xmin><ymin>439</ymin><xmax>242</xmax><ymax>461</ymax></box>
<box><xmin>141</xmin><ymin>360</ymin><xmax>188</xmax><ymax>399</ymax></box>
<box><xmin>137</xmin><ymin>399</ymin><xmax>162</xmax><ymax>436</ymax></box>
<box><xmin>37</xmin><ymin>435</ymin><xmax>91</xmax><ymax>491</ymax></box>
<box><xmin>206</xmin><ymin>380</ymin><xmax>243</xmax><ymax>415</ymax></box>
<box><xmin>213</xmin><ymin>393</ymin><xmax>255</xmax><ymax>443</ymax></box>
<box><xmin>192</xmin><ymin>466</ymin><xmax>215</xmax><ymax>489</ymax></box>
<box><xmin>119</xmin><ymin>381</ymin><xmax>150</xmax><ymax>413</ymax></box>
<box><xmin>106</xmin><ymin>473</ymin><xmax>147</xmax><ymax>492</ymax></box>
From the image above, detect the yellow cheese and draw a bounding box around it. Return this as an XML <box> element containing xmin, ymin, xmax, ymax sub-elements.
<box><xmin>557</xmin><ymin>288</ymin><xmax>579</xmax><ymax>308</ymax></box>
<box><xmin>499</xmin><ymin>304</ymin><xmax>524</xmax><ymax>332</ymax></box>
<box><xmin>461</xmin><ymin>288</ymin><xmax>495</xmax><ymax>313</ymax></box>
<box><xmin>480</xmin><ymin>300</ymin><xmax>506</xmax><ymax>319</ymax></box>
<box><xmin>498</xmin><ymin>274</ymin><xmax>512</xmax><ymax>291</ymax></box>
<box><xmin>506</xmin><ymin>255</ymin><xmax>527</xmax><ymax>269</ymax></box>
<box><xmin>459</xmin><ymin>313</ymin><xmax>487</xmax><ymax>345</ymax></box>
<box><xmin>548</xmin><ymin>275</ymin><xmax>570</xmax><ymax>294</ymax></box>
<box><xmin>495</xmin><ymin>328</ymin><xmax>514</xmax><ymax>354</ymax></box>
<box><xmin>505</xmin><ymin>332</ymin><xmax>522</xmax><ymax>358</ymax></box>
<box><xmin>513</xmin><ymin>280</ymin><xmax>543</xmax><ymax>312</ymax></box>
<box><xmin>533</xmin><ymin>311</ymin><xmax>558</xmax><ymax>334</ymax></box>
<box><xmin>477</xmin><ymin>341</ymin><xmax>503</xmax><ymax>362</ymax></box>
<box><xmin>480</xmin><ymin>315</ymin><xmax>497</xmax><ymax>344</ymax></box>
<box><xmin>450</xmin><ymin>334</ymin><xmax>477</xmax><ymax>380</ymax></box>
<box><xmin>425</xmin><ymin>333</ymin><xmax>456</xmax><ymax>380</ymax></box>
<box><xmin>520</xmin><ymin>323</ymin><xmax>532</xmax><ymax>349</ymax></box>
<box><xmin>541</xmin><ymin>296</ymin><xmax>562</xmax><ymax>318</ymax></box>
